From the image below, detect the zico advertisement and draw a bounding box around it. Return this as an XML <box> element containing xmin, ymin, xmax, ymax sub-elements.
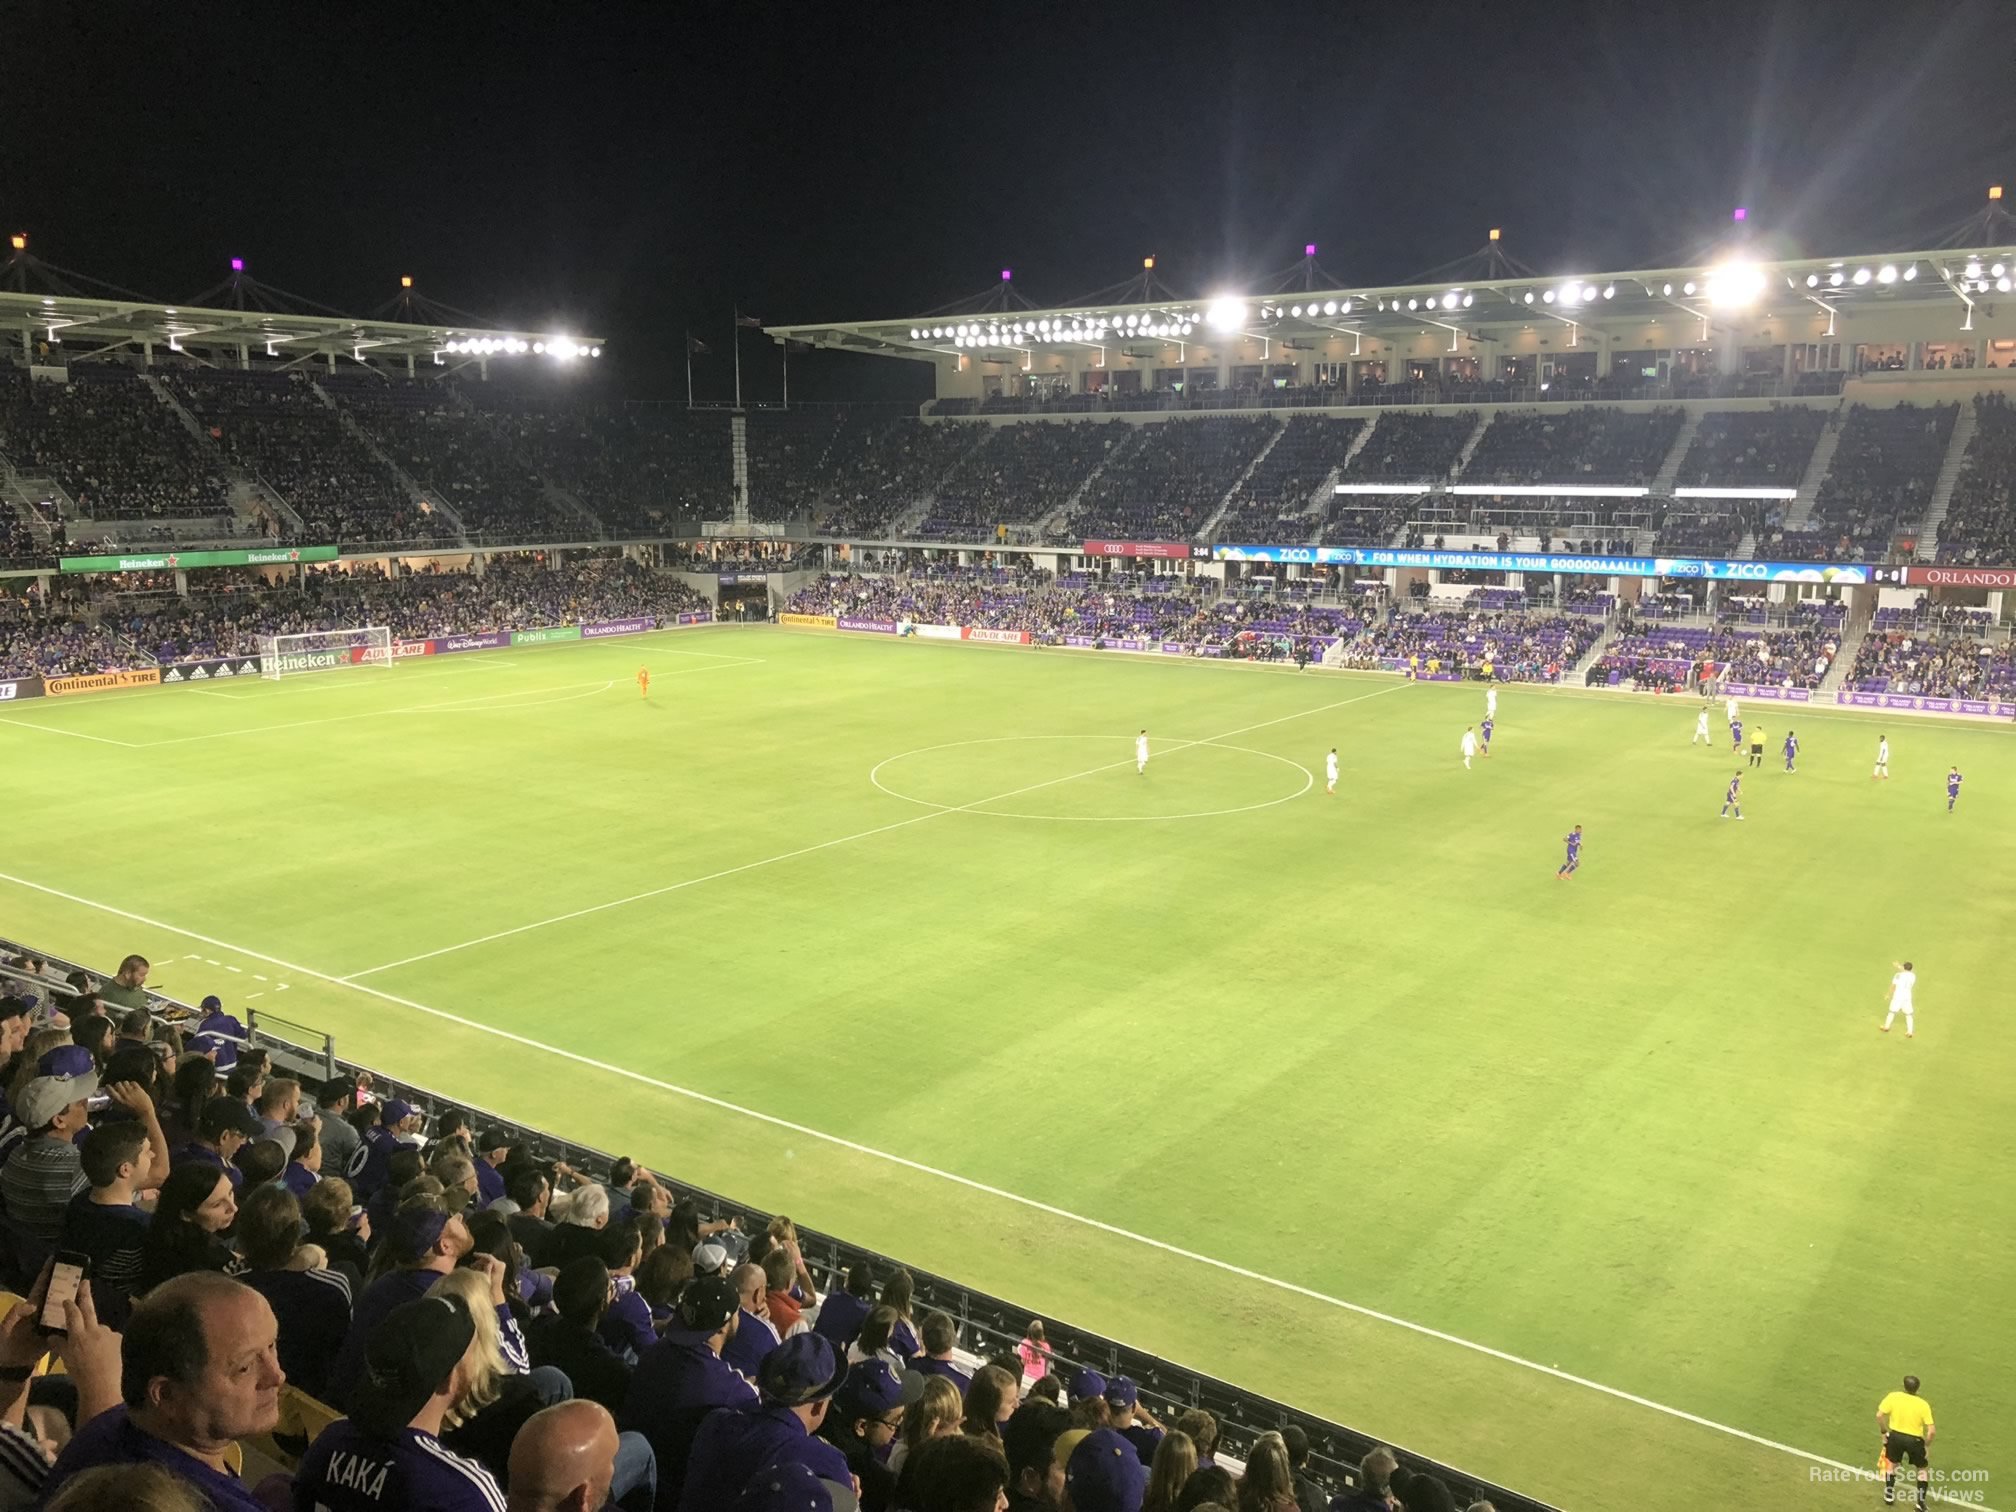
<box><xmin>45</xmin><ymin>668</ymin><xmax>162</xmax><ymax>697</ymax></box>
<box><xmin>0</xmin><ymin>677</ymin><xmax>46</xmax><ymax>701</ymax></box>
<box><xmin>58</xmin><ymin>545</ymin><xmax>341</xmax><ymax>574</ymax></box>
<box><xmin>1215</xmin><ymin>543</ymin><xmax>1873</xmax><ymax>584</ymax></box>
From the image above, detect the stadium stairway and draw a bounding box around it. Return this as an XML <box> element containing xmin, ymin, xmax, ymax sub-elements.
<box><xmin>1042</xmin><ymin>423</ymin><xmax>1145</xmax><ymax>539</ymax></box>
<box><xmin>146</xmin><ymin>374</ymin><xmax>276</xmax><ymax>539</ymax></box>
<box><xmin>313</xmin><ymin>380</ymin><xmax>472</xmax><ymax>541</ymax></box>
<box><xmin>1910</xmin><ymin>399</ymin><xmax>1977</xmax><ymax>561</ymax></box>
<box><xmin>1341</xmin><ymin>412</ymin><xmax>1379</xmax><ymax>469</ymax></box>
<box><xmin>1649</xmin><ymin>407</ymin><xmax>1704</xmax><ymax>495</ymax></box>
<box><xmin>0</xmin><ymin>463</ymin><xmax>59</xmax><ymax>549</ymax></box>
<box><xmin>1817</xmin><ymin>615</ymin><xmax>1868</xmax><ymax>695</ymax></box>
<box><xmin>542</xmin><ymin>482</ymin><xmax>608</xmax><ymax>539</ymax></box>
<box><xmin>1778</xmin><ymin>402</ymin><xmax>1845</xmax><ymax>531</ymax></box>
<box><xmin>1448</xmin><ymin>409</ymin><xmax>1492</xmax><ymax>480</ymax></box>
<box><xmin>231</xmin><ymin>474</ymin><xmax>305</xmax><ymax>537</ymax></box>
<box><xmin>730</xmin><ymin>413</ymin><xmax>750</xmax><ymax>524</ymax></box>
<box><xmin>1198</xmin><ymin>419</ymin><xmax>1287</xmax><ymax>540</ymax></box>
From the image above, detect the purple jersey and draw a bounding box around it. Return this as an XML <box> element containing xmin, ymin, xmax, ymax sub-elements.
<box><xmin>1948</xmin><ymin>772</ymin><xmax>1963</xmax><ymax>795</ymax></box>
<box><xmin>1726</xmin><ymin>777</ymin><xmax>1741</xmax><ymax>801</ymax></box>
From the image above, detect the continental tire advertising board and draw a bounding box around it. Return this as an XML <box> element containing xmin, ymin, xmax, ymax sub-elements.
<box><xmin>45</xmin><ymin>668</ymin><xmax>163</xmax><ymax>697</ymax></box>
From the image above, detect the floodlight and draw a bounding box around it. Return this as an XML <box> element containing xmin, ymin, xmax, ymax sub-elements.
<box><xmin>1205</xmin><ymin>296</ymin><xmax>1248</xmax><ymax>331</ymax></box>
<box><xmin>1323</xmin><ymin>300</ymin><xmax>1338</xmax><ymax>315</ymax></box>
<box><xmin>1406</xmin><ymin>298</ymin><xmax>1418</xmax><ymax>311</ymax></box>
<box><xmin>1678</xmin><ymin>281</ymin><xmax>1694</xmax><ymax>296</ymax></box>
<box><xmin>1966</xmin><ymin>261</ymin><xmax>1984</xmax><ymax>278</ymax></box>
<box><xmin>1461</xmin><ymin>293</ymin><xmax>1473</xmax><ymax>308</ymax></box>
<box><xmin>1558</xmin><ymin>284</ymin><xmax>1579</xmax><ymax>305</ymax></box>
<box><xmin>1852</xmin><ymin>267</ymin><xmax>1872</xmax><ymax>285</ymax></box>
<box><xmin>2000</xmin><ymin>277</ymin><xmax>2014</xmax><ymax>294</ymax></box>
<box><xmin>1582</xmin><ymin>284</ymin><xmax>1599</xmax><ymax>302</ymax></box>
<box><xmin>1704</xmin><ymin>262</ymin><xmax>1766</xmax><ymax>307</ymax></box>
<box><xmin>1305</xmin><ymin>243</ymin><xmax>1318</xmax><ymax>256</ymax></box>
<box><xmin>1828</xmin><ymin>271</ymin><xmax>1844</xmax><ymax>286</ymax></box>
<box><xmin>7</xmin><ymin>234</ymin><xmax>22</xmax><ymax>250</ymax></box>
<box><xmin>1143</xmin><ymin>256</ymin><xmax>1155</xmax><ymax>269</ymax></box>
<box><xmin>1126</xmin><ymin>314</ymin><xmax>1139</xmax><ymax>327</ymax></box>
<box><xmin>1806</xmin><ymin>274</ymin><xmax>1819</xmax><ymax>288</ymax></box>
<box><xmin>1542</xmin><ymin>290</ymin><xmax>1555</xmax><ymax>304</ymax></box>
<box><xmin>1991</xmin><ymin>186</ymin><xmax>2005</xmax><ymax>201</ymax></box>
<box><xmin>1877</xmin><ymin>265</ymin><xmax>1898</xmax><ymax>284</ymax></box>
<box><xmin>230</xmin><ymin>257</ymin><xmax>244</xmax><ymax>272</ymax></box>
<box><xmin>1602</xmin><ymin>284</ymin><xmax>1615</xmax><ymax>299</ymax></box>
<box><xmin>400</xmin><ymin>275</ymin><xmax>413</xmax><ymax>289</ymax></box>
<box><xmin>1733</xmin><ymin>207</ymin><xmax>1748</xmax><ymax>222</ymax></box>
<box><xmin>1523</xmin><ymin>291</ymin><xmax>1534</xmax><ymax>304</ymax></box>
<box><xmin>1660</xmin><ymin>283</ymin><xmax>1672</xmax><ymax>296</ymax></box>
<box><xmin>1341</xmin><ymin>300</ymin><xmax>1353</xmax><ymax>313</ymax></box>
<box><xmin>1489</xmin><ymin>228</ymin><xmax>1501</xmax><ymax>241</ymax></box>
<box><xmin>1994</xmin><ymin>263</ymin><xmax>2008</xmax><ymax>278</ymax></box>
<box><xmin>534</xmin><ymin>342</ymin><xmax>546</xmax><ymax>354</ymax></box>
<box><xmin>1903</xmin><ymin>264</ymin><xmax>1918</xmax><ymax>281</ymax></box>
<box><xmin>1001</xmin><ymin>268</ymin><xmax>1012</xmax><ymax>281</ymax></box>
<box><xmin>550</xmin><ymin>338</ymin><xmax>581</xmax><ymax>359</ymax></box>
<box><xmin>590</xmin><ymin>347</ymin><xmax>601</xmax><ymax>357</ymax></box>
<box><xmin>1290</xmin><ymin>304</ymin><xmax>1303</xmax><ymax>317</ymax></box>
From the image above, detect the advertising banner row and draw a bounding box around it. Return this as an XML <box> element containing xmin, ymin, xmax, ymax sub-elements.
<box><xmin>1721</xmin><ymin>680</ymin><xmax>2016</xmax><ymax>716</ymax></box>
<box><xmin>821</xmin><ymin>618</ymin><xmax>1033</xmax><ymax>645</ymax></box>
<box><xmin>18</xmin><ymin>614</ymin><xmax>709</xmax><ymax>701</ymax></box>
<box><xmin>1214</xmin><ymin>543</ymin><xmax>1876</xmax><ymax>584</ymax></box>
<box><xmin>59</xmin><ymin>546</ymin><xmax>341</xmax><ymax>574</ymax></box>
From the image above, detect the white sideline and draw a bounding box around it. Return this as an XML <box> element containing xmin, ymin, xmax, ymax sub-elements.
<box><xmin>340</xmin><ymin>680</ymin><xmax>1412</xmax><ymax>979</ymax></box>
<box><xmin>0</xmin><ymin>856</ymin><xmax>1986</xmax><ymax>1505</ymax></box>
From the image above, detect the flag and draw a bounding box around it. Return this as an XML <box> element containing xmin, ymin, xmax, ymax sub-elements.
<box><xmin>735</xmin><ymin>314</ymin><xmax>763</xmax><ymax>329</ymax></box>
<box><xmin>685</xmin><ymin>334</ymin><xmax>711</xmax><ymax>355</ymax></box>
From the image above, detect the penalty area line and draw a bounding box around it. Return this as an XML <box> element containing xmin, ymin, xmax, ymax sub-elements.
<box><xmin>0</xmin><ymin>865</ymin><xmax>1975</xmax><ymax>1506</ymax></box>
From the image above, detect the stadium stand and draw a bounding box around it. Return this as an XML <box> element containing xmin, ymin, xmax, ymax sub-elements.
<box><xmin>165</xmin><ymin>369</ymin><xmax>453</xmax><ymax>548</ymax></box>
<box><xmin>1671</xmin><ymin>405</ymin><xmax>1826</xmax><ymax>489</ymax></box>
<box><xmin>1934</xmin><ymin>391</ymin><xmax>2016</xmax><ymax>564</ymax></box>
<box><xmin>0</xmin><ymin>936</ymin><xmax>1548</xmax><ymax>1512</ymax></box>
<box><xmin>1338</xmin><ymin>411</ymin><xmax>1477</xmax><ymax>481</ymax></box>
<box><xmin>0</xmin><ymin>365</ymin><xmax>231</xmax><ymax>523</ymax></box>
<box><xmin>1214</xmin><ymin>415</ymin><xmax>1366</xmax><ymax>543</ymax></box>
<box><xmin>1063</xmin><ymin>415</ymin><xmax>1276</xmax><ymax>542</ymax></box>
<box><xmin>918</xmin><ymin>421</ymin><xmax>1117</xmax><ymax>540</ymax></box>
<box><xmin>799</xmin><ymin>417</ymin><xmax>981</xmax><ymax>537</ymax></box>
<box><xmin>1779</xmin><ymin>401</ymin><xmax>1960</xmax><ymax>561</ymax></box>
<box><xmin>1461</xmin><ymin>406</ymin><xmax>1682</xmax><ymax>485</ymax></box>
<box><xmin>1848</xmin><ymin>627</ymin><xmax>2016</xmax><ymax>698</ymax></box>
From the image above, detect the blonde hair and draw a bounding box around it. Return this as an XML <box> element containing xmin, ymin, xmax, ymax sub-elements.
<box><xmin>1143</xmin><ymin>1430</ymin><xmax>1196</xmax><ymax>1512</ymax></box>
<box><xmin>900</xmin><ymin>1374</ymin><xmax>963</xmax><ymax>1458</ymax></box>
<box><xmin>766</xmin><ymin>1214</ymin><xmax>797</xmax><ymax>1243</ymax></box>
<box><xmin>427</xmin><ymin>1269</ymin><xmax>508</xmax><ymax>1429</ymax></box>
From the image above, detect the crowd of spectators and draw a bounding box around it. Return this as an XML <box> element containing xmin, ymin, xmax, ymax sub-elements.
<box><xmin>804</xmin><ymin>419</ymin><xmax>983</xmax><ymax>537</ymax></box>
<box><xmin>1338</xmin><ymin>411</ymin><xmax>1478</xmax><ymax>482</ymax></box>
<box><xmin>1847</xmin><ymin>628</ymin><xmax>2016</xmax><ymax>698</ymax></box>
<box><xmin>920</xmin><ymin>422</ymin><xmax>1119</xmax><ymax>539</ymax></box>
<box><xmin>1329</xmin><ymin>607</ymin><xmax>1600</xmax><ymax>681</ymax></box>
<box><xmin>0</xmin><ymin>366</ymin><xmax>231</xmax><ymax>523</ymax></box>
<box><xmin>0</xmin><ymin>513</ymin><xmax>51</xmax><ymax>569</ymax></box>
<box><xmin>329</xmin><ymin>377</ymin><xmax>578</xmax><ymax>544</ymax></box>
<box><xmin>1065</xmin><ymin>416</ymin><xmax>1276</xmax><ymax>542</ymax></box>
<box><xmin>166</xmin><ymin>369</ymin><xmax>452</xmax><ymax>548</ymax></box>
<box><xmin>746</xmin><ymin>408</ymin><xmax>857</xmax><ymax>521</ymax></box>
<box><xmin>1593</xmin><ymin>621</ymin><xmax>1837</xmax><ymax>692</ymax></box>
<box><xmin>1672</xmin><ymin>404</ymin><xmax>1827</xmax><ymax>490</ymax></box>
<box><xmin>1787</xmin><ymin>401</ymin><xmax>1960</xmax><ymax>561</ymax></box>
<box><xmin>1933</xmin><ymin>392</ymin><xmax>2016</xmax><ymax>564</ymax></box>
<box><xmin>1215</xmin><ymin>416</ymin><xmax>1366</xmax><ymax>544</ymax></box>
<box><xmin>1460</xmin><ymin>407</ymin><xmax>1683</xmax><ymax>486</ymax></box>
<box><xmin>0</xmin><ymin>590</ymin><xmax>136</xmax><ymax>678</ymax></box>
<box><xmin>1650</xmin><ymin>501</ymin><xmax>1763</xmax><ymax>557</ymax></box>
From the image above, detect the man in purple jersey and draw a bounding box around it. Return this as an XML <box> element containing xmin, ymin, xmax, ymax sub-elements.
<box><xmin>293</xmin><ymin>1293</ymin><xmax>507</xmax><ymax>1512</ymax></box>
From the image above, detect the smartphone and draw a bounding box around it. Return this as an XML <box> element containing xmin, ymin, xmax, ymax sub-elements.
<box><xmin>39</xmin><ymin>1252</ymin><xmax>90</xmax><ymax>1336</ymax></box>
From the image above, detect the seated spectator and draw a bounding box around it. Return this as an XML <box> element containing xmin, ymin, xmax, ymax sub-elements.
<box><xmin>327</xmin><ymin>1199</ymin><xmax>478</xmax><ymax>1409</ymax></box>
<box><xmin>528</xmin><ymin>1256</ymin><xmax>634</xmax><ymax>1415</ymax></box>
<box><xmin>898</xmin><ymin>1431</ymin><xmax>1012</xmax><ymax>1512</ymax></box>
<box><xmin>679</xmin><ymin>1333</ymin><xmax>855</xmax><ymax>1510</ymax></box>
<box><xmin>1278</xmin><ymin>1426</ymin><xmax>1324</xmax><ymax>1512</ymax></box>
<box><xmin>1331</xmin><ymin>1445</ymin><xmax>1400</xmax><ymax>1511</ymax></box>
<box><xmin>1003</xmin><ymin>1399</ymin><xmax>1072</xmax><ymax>1512</ymax></box>
<box><xmin>817</xmin><ymin>1359</ymin><xmax>922</xmax><ymax>1512</ymax></box>
<box><xmin>472</xmin><ymin>1127</ymin><xmax>510</xmax><ymax>1209</ymax></box>
<box><xmin>723</xmin><ymin>1261</ymin><xmax>781</xmax><ymax>1379</ymax></box>
<box><xmin>1179</xmin><ymin>1465</ymin><xmax>1237</xmax><ymax>1508</ymax></box>
<box><xmin>545</xmin><ymin>1180</ymin><xmax>611</xmax><ymax>1268</ymax></box>
<box><xmin>351</xmin><ymin>1098</ymin><xmax>417</xmax><ymax>1201</ymax></box>
<box><xmin>300</xmin><ymin>1174</ymin><xmax>372</xmax><ymax>1283</ymax></box>
<box><xmin>1105</xmin><ymin>1376</ymin><xmax>1165</xmax><ymax>1466</ymax></box>
<box><xmin>59</xmin><ymin>1120</ymin><xmax>156</xmax><ymax>1323</ymax></box>
<box><xmin>880</xmin><ymin>1269</ymin><xmax>921</xmax><ymax>1359</ymax></box>
<box><xmin>889</xmin><ymin>1373</ymin><xmax>962</xmax><ymax>1478</ymax></box>
<box><xmin>962</xmin><ymin>1365</ymin><xmax>1019</xmax><ymax>1452</ymax></box>
<box><xmin>1392</xmin><ymin>1467</ymin><xmax>1456</xmax><ymax>1512</ymax></box>
<box><xmin>185</xmin><ymin>996</ymin><xmax>245</xmax><ymax>1070</ymax></box>
<box><xmin>293</xmin><ymin>1291</ymin><xmax>506</xmax><ymax>1511</ymax></box>
<box><xmin>91</xmin><ymin>957</ymin><xmax>149</xmax><ymax>1015</ymax></box>
<box><xmin>40</xmin><ymin>1462</ymin><xmax>220</xmax><ymax>1511</ymax></box>
<box><xmin>233</xmin><ymin>1136</ymin><xmax>289</xmax><ymax>1195</ymax></box>
<box><xmin>0</xmin><ymin>1265</ymin><xmax>123</xmax><ymax>1506</ymax></box>
<box><xmin>760</xmin><ymin>1228</ymin><xmax>818</xmax><ymax>1336</ymax></box>
<box><xmin>1064</xmin><ymin>1426</ymin><xmax>1150</xmax><ymax>1512</ymax></box>
<box><xmin>311</xmin><ymin>1076</ymin><xmax>360</xmax><ymax>1173</ymax></box>
<box><xmin>431</xmin><ymin>1265</ymin><xmax>583</xmax><ymax>1495</ymax></box>
<box><xmin>599</xmin><ymin>1219</ymin><xmax>656</xmax><ymax>1361</ymax></box>
<box><xmin>621</xmin><ymin>1273</ymin><xmax>755</xmax><ymax>1498</ymax></box>
<box><xmin>171</xmin><ymin>1095</ymin><xmax>260</xmax><ymax>1191</ymax></box>
<box><xmin>0</xmin><ymin>1047</ymin><xmax>101</xmax><ymax>1243</ymax></box>
<box><xmin>506</xmin><ymin>1400</ymin><xmax>621</xmax><ymax>1512</ymax></box>
<box><xmin>1236</xmin><ymin>1434</ymin><xmax>1299</xmax><ymax>1512</ymax></box>
<box><xmin>235</xmin><ymin>1184</ymin><xmax>351</xmax><ymax>1403</ymax></box>
<box><xmin>282</xmin><ymin>1117</ymin><xmax>323</xmax><ymax>1197</ymax></box>
<box><xmin>1142</xmin><ymin>1430</ymin><xmax>1197</xmax><ymax>1512</ymax></box>
<box><xmin>1174</xmin><ymin>1409</ymin><xmax>1218</xmax><ymax>1469</ymax></box>
<box><xmin>158</xmin><ymin>1059</ymin><xmax>215</xmax><ymax>1150</ymax></box>
<box><xmin>253</xmin><ymin>1078</ymin><xmax>301</xmax><ymax>1137</ymax></box>
<box><xmin>914</xmin><ymin>1312</ymin><xmax>971</xmax><ymax>1393</ymax></box>
<box><xmin>634</xmin><ymin>1243</ymin><xmax>691</xmax><ymax>1330</ymax></box>
<box><xmin>38</xmin><ymin>1273</ymin><xmax>281</xmax><ymax>1511</ymax></box>
<box><xmin>504</xmin><ymin>1166</ymin><xmax>557</xmax><ymax>1267</ymax></box>
<box><xmin>432</xmin><ymin>1149</ymin><xmax>482</xmax><ymax>1215</ymax></box>
<box><xmin>812</xmin><ymin>1262</ymin><xmax>876</xmax><ymax>1352</ymax></box>
<box><xmin>365</xmin><ymin>1148</ymin><xmax>428</xmax><ymax>1236</ymax></box>
<box><xmin>134</xmin><ymin>1163</ymin><xmax>239</xmax><ymax>1295</ymax></box>
<box><xmin>1016</xmin><ymin>1320</ymin><xmax>1052</xmax><ymax>1388</ymax></box>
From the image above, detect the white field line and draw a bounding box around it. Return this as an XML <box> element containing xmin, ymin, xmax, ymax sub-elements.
<box><xmin>0</xmin><ymin>860</ymin><xmax>1988</xmax><ymax>1505</ymax></box>
<box><xmin>0</xmin><ymin>718</ymin><xmax>144</xmax><ymax>748</ymax></box>
<box><xmin>341</xmin><ymin>681</ymin><xmax>1412</xmax><ymax>980</ymax></box>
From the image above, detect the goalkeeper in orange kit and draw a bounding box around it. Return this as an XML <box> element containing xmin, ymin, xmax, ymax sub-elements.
<box><xmin>637</xmin><ymin>667</ymin><xmax>650</xmax><ymax>699</ymax></box>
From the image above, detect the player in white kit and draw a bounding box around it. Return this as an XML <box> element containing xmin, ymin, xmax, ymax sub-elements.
<box><xmin>1326</xmin><ymin>747</ymin><xmax>1339</xmax><ymax>795</ymax></box>
<box><xmin>1725</xmin><ymin>694</ymin><xmax>1739</xmax><ymax>724</ymax></box>
<box><xmin>1880</xmin><ymin>960</ymin><xmax>1916</xmax><ymax>1037</ymax></box>
<box><xmin>1136</xmin><ymin>729</ymin><xmax>1149</xmax><ymax>775</ymax></box>
<box><xmin>1460</xmin><ymin>726</ymin><xmax>1478</xmax><ymax>770</ymax></box>
<box><xmin>1693</xmin><ymin>707</ymin><xmax>1712</xmax><ymax>745</ymax></box>
<box><xmin>1873</xmin><ymin>735</ymin><xmax>1890</xmax><ymax>780</ymax></box>
<box><xmin>1485</xmin><ymin>686</ymin><xmax>1498</xmax><ymax>719</ymax></box>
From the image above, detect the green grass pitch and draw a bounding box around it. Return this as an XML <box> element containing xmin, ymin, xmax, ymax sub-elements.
<box><xmin>3</xmin><ymin>624</ymin><xmax>2012</xmax><ymax>1511</ymax></box>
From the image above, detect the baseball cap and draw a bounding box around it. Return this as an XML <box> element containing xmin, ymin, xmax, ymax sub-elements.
<box><xmin>198</xmin><ymin>995</ymin><xmax>224</xmax><ymax>1013</ymax></box>
<box><xmin>692</xmin><ymin>1240</ymin><xmax>729</xmax><ymax>1274</ymax></box>
<box><xmin>350</xmin><ymin>1294</ymin><xmax>475</xmax><ymax>1437</ymax></box>
<box><xmin>1053</xmin><ymin>1428</ymin><xmax>1092</xmax><ymax>1471</ymax></box>
<box><xmin>198</xmin><ymin>1095</ymin><xmax>263</xmax><ymax>1140</ymax></box>
<box><xmin>477</xmin><ymin>1126</ymin><xmax>510</xmax><ymax>1154</ymax></box>
<box><xmin>381</xmin><ymin>1099</ymin><xmax>416</xmax><ymax>1127</ymax></box>
<box><xmin>383</xmin><ymin>1202</ymin><xmax>453</xmax><ymax>1264</ymax></box>
<box><xmin>835</xmin><ymin>1359</ymin><xmax>924</xmax><ymax>1420</ymax></box>
<box><xmin>1066</xmin><ymin>1427</ymin><xmax>1148</xmax><ymax>1512</ymax></box>
<box><xmin>732</xmin><ymin>1462</ymin><xmax>858</xmax><ymax>1512</ymax></box>
<box><xmin>17</xmin><ymin>1045</ymin><xmax>98</xmax><ymax>1128</ymax></box>
<box><xmin>1103</xmin><ymin>1375</ymin><xmax>1139</xmax><ymax>1408</ymax></box>
<box><xmin>1067</xmin><ymin>1367</ymin><xmax>1106</xmax><ymax>1401</ymax></box>
<box><xmin>0</xmin><ymin>996</ymin><xmax>30</xmax><ymax>1023</ymax></box>
<box><xmin>665</xmin><ymin>1274</ymin><xmax>739</xmax><ymax>1339</ymax></box>
<box><xmin>756</xmin><ymin>1334</ymin><xmax>850</xmax><ymax>1408</ymax></box>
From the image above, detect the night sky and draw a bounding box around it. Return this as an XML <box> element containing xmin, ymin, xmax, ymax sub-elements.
<box><xmin>7</xmin><ymin>0</ymin><xmax>2013</xmax><ymax>402</ymax></box>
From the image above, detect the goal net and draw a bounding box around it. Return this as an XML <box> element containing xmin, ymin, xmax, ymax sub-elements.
<box><xmin>258</xmin><ymin>626</ymin><xmax>395</xmax><ymax>680</ymax></box>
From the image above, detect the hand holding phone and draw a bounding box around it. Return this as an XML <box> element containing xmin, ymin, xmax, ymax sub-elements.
<box><xmin>39</xmin><ymin>1253</ymin><xmax>90</xmax><ymax>1337</ymax></box>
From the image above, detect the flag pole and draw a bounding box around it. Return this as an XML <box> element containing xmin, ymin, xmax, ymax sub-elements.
<box><xmin>685</xmin><ymin>332</ymin><xmax>694</xmax><ymax>410</ymax></box>
<box><xmin>782</xmin><ymin>340</ymin><xmax>789</xmax><ymax>410</ymax></box>
<box><xmin>733</xmin><ymin>307</ymin><xmax>743</xmax><ymax>409</ymax></box>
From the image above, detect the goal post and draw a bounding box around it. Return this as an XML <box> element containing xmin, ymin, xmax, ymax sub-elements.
<box><xmin>258</xmin><ymin>626</ymin><xmax>395</xmax><ymax>680</ymax></box>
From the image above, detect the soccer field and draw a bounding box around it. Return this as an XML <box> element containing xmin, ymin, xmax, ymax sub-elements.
<box><xmin>3</xmin><ymin>623</ymin><xmax>2012</xmax><ymax>1510</ymax></box>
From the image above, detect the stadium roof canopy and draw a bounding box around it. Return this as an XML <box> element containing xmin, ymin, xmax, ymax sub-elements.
<box><xmin>0</xmin><ymin>289</ymin><xmax>604</xmax><ymax>366</ymax></box>
<box><xmin>764</xmin><ymin>244</ymin><xmax>2016</xmax><ymax>359</ymax></box>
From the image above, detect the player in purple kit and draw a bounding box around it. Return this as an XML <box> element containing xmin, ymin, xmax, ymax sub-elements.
<box><xmin>1729</xmin><ymin>716</ymin><xmax>1744</xmax><ymax>754</ymax></box>
<box><xmin>1720</xmin><ymin>772</ymin><xmax>1744</xmax><ymax>819</ymax></box>
<box><xmin>1479</xmin><ymin>715</ymin><xmax>1495</xmax><ymax>757</ymax></box>
<box><xmin>1556</xmin><ymin>824</ymin><xmax>1583</xmax><ymax>879</ymax></box>
<box><xmin>1782</xmin><ymin>729</ymin><xmax>1799</xmax><ymax>772</ymax></box>
<box><xmin>1946</xmin><ymin>766</ymin><xmax>1963</xmax><ymax>812</ymax></box>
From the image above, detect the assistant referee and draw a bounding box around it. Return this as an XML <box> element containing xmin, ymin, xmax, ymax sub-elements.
<box><xmin>1876</xmin><ymin>1374</ymin><xmax>1935</xmax><ymax>1509</ymax></box>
